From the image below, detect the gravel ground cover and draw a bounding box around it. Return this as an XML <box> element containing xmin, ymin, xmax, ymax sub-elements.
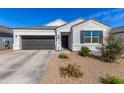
<box><xmin>41</xmin><ymin>51</ymin><xmax>124</xmax><ymax>84</ymax></box>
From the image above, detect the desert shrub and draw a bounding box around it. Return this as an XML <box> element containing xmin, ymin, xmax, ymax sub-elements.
<box><xmin>79</xmin><ymin>47</ymin><xmax>91</xmax><ymax>56</ymax></box>
<box><xmin>59</xmin><ymin>63</ymin><xmax>83</xmax><ymax>78</ymax></box>
<box><xmin>100</xmin><ymin>74</ymin><xmax>124</xmax><ymax>84</ymax></box>
<box><xmin>100</xmin><ymin>32</ymin><xmax>123</xmax><ymax>62</ymax></box>
<box><xmin>58</xmin><ymin>53</ymin><xmax>68</xmax><ymax>59</ymax></box>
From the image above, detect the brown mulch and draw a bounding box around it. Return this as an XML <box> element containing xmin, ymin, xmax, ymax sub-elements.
<box><xmin>0</xmin><ymin>49</ymin><xmax>12</xmax><ymax>54</ymax></box>
<box><xmin>41</xmin><ymin>52</ymin><xmax>124</xmax><ymax>84</ymax></box>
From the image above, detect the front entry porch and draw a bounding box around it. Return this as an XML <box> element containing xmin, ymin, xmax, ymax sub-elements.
<box><xmin>61</xmin><ymin>32</ymin><xmax>70</xmax><ymax>50</ymax></box>
<box><xmin>61</xmin><ymin>35</ymin><xmax>68</xmax><ymax>49</ymax></box>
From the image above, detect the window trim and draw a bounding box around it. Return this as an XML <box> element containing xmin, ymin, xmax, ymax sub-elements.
<box><xmin>92</xmin><ymin>31</ymin><xmax>99</xmax><ymax>43</ymax></box>
<box><xmin>84</xmin><ymin>31</ymin><xmax>91</xmax><ymax>43</ymax></box>
<box><xmin>80</xmin><ymin>30</ymin><xmax>102</xmax><ymax>43</ymax></box>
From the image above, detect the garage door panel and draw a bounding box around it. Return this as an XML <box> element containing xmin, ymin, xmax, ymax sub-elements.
<box><xmin>23</xmin><ymin>46</ymin><xmax>54</xmax><ymax>50</ymax></box>
<box><xmin>22</xmin><ymin>36</ymin><xmax>55</xmax><ymax>50</ymax></box>
<box><xmin>23</xmin><ymin>40</ymin><xmax>54</xmax><ymax>43</ymax></box>
<box><xmin>22</xmin><ymin>40</ymin><xmax>54</xmax><ymax>44</ymax></box>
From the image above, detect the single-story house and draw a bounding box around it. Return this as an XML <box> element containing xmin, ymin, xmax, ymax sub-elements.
<box><xmin>12</xmin><ymin>18</ymin><xmax>111</xmax><ymax>51</ymax></box>
<box><xmin>111</xmin><ymin>26</ymin><xmax>124</xmax><ymax>42</ymax></box>
<box><xmin>0</xmin><ymin>25</ymin><xmax>13</xmax><ymax>49</ymax></box>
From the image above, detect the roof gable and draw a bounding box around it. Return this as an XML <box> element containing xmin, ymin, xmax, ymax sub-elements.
<box><xmin>71</xmin><ymin>19</ymin><xmax>111</xmax><ymax>30</ymax></box>
<box><xmin>89</xmin><ymin>19</ymin><xmax>111</xmax><ymax>27</ymax></box>
<box><xmin>57</xmin><ymin>18</ymin><xmax>84</xmax><ymax>30</ymax></box>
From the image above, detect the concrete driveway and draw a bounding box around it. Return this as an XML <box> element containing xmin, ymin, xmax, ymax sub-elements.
<box><xmin>0</xmin><ymin>50</ymin><xmax>52</xmax><ymax>84</ymax></box>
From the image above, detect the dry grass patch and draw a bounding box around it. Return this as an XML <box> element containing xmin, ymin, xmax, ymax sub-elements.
<box><xmin>58</xmin><ymin>53</ymin><xmax>68</xmax><ymax>59</ymax></box>
<box><xmin>59</xmin><ymin>63</ymin><xmax>83</xmax><ymax>78</ymax></box>
<box><xmin>100</xmin><ymin>74</ymin><xmax>124</xmax><ymax>84</ymax></box>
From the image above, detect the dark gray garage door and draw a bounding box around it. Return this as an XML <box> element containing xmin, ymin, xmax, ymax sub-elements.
<box><xmin>22</xmin><ymin>36</ymin><xmax>55</xmax><ymax>50</ymax></box>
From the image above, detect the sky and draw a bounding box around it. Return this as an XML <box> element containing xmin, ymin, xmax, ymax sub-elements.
<box><xmin>0</xmin><ymin>8</ymin><xmax>124</xmax><ymax>27</ymax></box>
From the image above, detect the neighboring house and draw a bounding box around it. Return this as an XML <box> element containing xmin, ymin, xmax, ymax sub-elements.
<box><xmin>0</xmin><ymin>25</ymin><xmax>13</xmax><ymax>49</ymax></box>
<box><xmin>12</xmin><ymin>18</ymin><xmax>111</xmax><ymax>51</ymax></box>
<box><xmin>111</xmin><ymin>26</ymin><xmax>124</xmax><ymax>42</ymax></box>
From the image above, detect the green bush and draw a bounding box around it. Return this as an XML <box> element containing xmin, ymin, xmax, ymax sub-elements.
<box><xmin>100</xmin><ymin>74</ymin><xmax>124</xmax><ymax>84</ymax></box>
<box><xmin>100</xmin><ymin>32</ymin><xmax>123</xmax><ymax>62</ymax></box>
<box><xmin>79</xmin><ymin>47</ymin><xmax>91</xmax><ymax>56</ymax></box>
<box><xmin>59</xmin><ymin>63</ymin><xmax>83</xmax><ymax>78</ymax></box>
<box><xmin>58</xmin><ymin>53</ymin><xmax>68</xmax><ymax>59</ymax></box>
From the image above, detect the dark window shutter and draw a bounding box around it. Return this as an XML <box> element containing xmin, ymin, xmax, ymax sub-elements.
<box><xmin>99</xmin><ymin>31</ymin><xmax>103</xmax><ymax>44</ymax></box>
<box><xmin>80</xmin><ymin>31</ymin><xmax>84</xmax><ymax>43</ymax></box>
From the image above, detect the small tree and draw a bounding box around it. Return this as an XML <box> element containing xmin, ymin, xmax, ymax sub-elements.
<box><xmin>100</xmin><ymin>32</ymin><xmax>123</xmax><ymax>62</ymax></box>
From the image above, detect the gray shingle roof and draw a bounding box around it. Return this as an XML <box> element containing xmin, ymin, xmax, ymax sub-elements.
<box><xmin>58</xmin><ymin>18</ymin><xmax>84</xmax><ymax>28</ymax></box>
<box><xmin>111</xmin><ymin>26</ymin><xmax>124</xmax><ymax>34</ymax></box>
<box><xmin>0</xmin><ymin>25</ymin><xmax>12</xmax><ymax>34</ymax></box>
<box><xmin>12</xmin><ymin>18</ymin><xmax>111</xmax><ymax>31</ymax></box>
<box><xmin>12</xmin><ymin>26</ymin><xmax>58</xmax><ymax>30</ymax></box>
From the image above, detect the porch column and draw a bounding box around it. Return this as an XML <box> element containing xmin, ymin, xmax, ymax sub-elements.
<box><xmin>56</xmin><ymin>31</ymin><xmax>62</xmax><ymax>51</ymax></box>
<box><xmin>13</xmin><ymin>34</ymin><xmax>22</xmax><ymax>50</ymax></box>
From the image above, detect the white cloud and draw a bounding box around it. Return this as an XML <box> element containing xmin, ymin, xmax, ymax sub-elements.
<box><xmin>102</xmin><ymin>12</ymin><xmax>124</xmax><ymax>21</ymax></box>
<box><xmin>88</xmin><ymin>8</ymin><xmax>124</xmax><ymax>18</ymax></box>
<box><xmin>87</xmin><ymin>8</ymin><xmax>124</xmax><ymax>27</ymax></box>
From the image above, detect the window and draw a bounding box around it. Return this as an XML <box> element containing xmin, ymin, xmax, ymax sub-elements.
<box><xmin>80</xmin><ymin>31</ymin><xmax>102</xmax><ymax>43</ymax></box>
<box><xmin>84</xmin><ymin>31</ymin><xmax>91</xmax><ymax>43</ymax></box>
<box><xmin>84</xmin><ymin>31</ymin><xmax>91</xmax><ymax>36</ymax></box>
<box><xmin>92</xmin><ymin>31</ymin><xmax>99</xmax><ymax>43</ymax></box>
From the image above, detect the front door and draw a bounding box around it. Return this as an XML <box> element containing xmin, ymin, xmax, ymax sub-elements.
<box><xmin>62</xmin><ymin>36</ymin><xmax>68</xmax><ymax>48</ymax></box>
